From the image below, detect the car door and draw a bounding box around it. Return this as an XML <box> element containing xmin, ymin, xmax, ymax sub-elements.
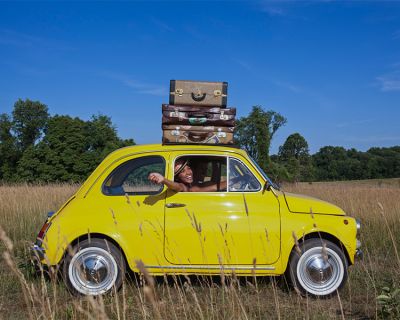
<box><xmin>95</xmin><ymin>153</ymin><xmax>169</xmax><ymax>265</ymax></box>
<box><xmin>164</xmin><ymin>152</ymin><xmax>281</xmax><ymax>266</ymax></box>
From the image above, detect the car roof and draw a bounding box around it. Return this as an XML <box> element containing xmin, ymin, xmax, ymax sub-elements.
<box><xmin>106</xmin><ymin>143</ymin><xmax>247</xmax><ymax>161</ymax></box>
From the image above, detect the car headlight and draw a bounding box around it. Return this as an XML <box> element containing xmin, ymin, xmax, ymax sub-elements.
<box><xmin>356</xmin><ymin>218</ymin><xmax>361</xmax><ymax>237</ymax></box>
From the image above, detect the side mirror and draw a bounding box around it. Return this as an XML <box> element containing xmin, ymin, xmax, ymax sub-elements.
<box><xmin>263</xmin><ymin>181</ymin><xmax>271</xmax><ymax>193</ymax></box>
<box><xmin>263</xmin><ymin>180</ymin><xmax>279</xmax><ymax>198</ymax></box>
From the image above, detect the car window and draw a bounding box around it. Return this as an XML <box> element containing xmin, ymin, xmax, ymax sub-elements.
<box><xmin>174</xmin><ymin>156</ymin><xmax>227</xmax><ymax>192</ymax></box>
<box><xmin>103</xmin><ymin>156</ymin><xmax>165</xmax><ymax>195</ymax></box>
<box><xmin>228</xmin><ymin>158</ymin><xmax>261</xmax><ymax>192</ymax></box>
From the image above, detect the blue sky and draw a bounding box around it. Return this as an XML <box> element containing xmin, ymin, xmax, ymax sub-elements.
<box><xmin>0</xmin><ymin>1</ymin><xmax>399</xmax><ymax>154</ymax></box>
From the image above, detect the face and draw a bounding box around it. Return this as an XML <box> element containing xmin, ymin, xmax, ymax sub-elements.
<box><xmin>176</xmin><ymin>164</ymin><xmax>193</xmax><ymax>184</ymax></box>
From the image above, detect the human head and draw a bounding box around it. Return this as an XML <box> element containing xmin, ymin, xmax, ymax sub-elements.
<box><xmin>174</xmin><ymin>158</ymin><xmax>193</xmax><ymax>184</ymax></box>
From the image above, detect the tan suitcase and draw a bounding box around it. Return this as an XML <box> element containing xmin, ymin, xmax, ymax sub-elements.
<box><xmin>169</xmin><ymin>80</ymin><xmax>228</xmax><ymax>107</ymax></box>
<box><xmin>162</xmin><ymin>125</ymin><xmax>234</xmax><ymax>144</ymax></box>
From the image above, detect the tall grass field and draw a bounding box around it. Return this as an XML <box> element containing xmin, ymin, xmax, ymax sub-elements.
<box><xmin>0</xmin><ymin>180</ymin><xmax>399</xmax><ymax>319</ymax></box>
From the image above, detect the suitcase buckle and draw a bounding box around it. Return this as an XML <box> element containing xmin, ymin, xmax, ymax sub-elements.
<box><xmin>171</xmin><ymin>127</ymin><xmax>181</xmax><ymax>136</ymax></box>
<box><xmin>216</xmin><ymin>128</ymin><xmax>227</xmax><ymax>138</ymax></box>
<box><xmin>170</xmin><ymin>111</ymin><xmax>185</xmax><ymax>119</ymax></box>
<box><xmin>219</xmin><ymin>111</ymin><xmax>228</xmax><ymax>120</ymax></box>
<box><xmin>214</xmin><ymin>89</ymin><xmax>222</xmax><ymax>97</ymax></box>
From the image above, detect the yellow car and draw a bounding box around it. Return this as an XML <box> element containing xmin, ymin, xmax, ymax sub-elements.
<box><xmin>33</xmin><ymin>144</ymin><xmax>361</xmax><ymax>297</ymax></box>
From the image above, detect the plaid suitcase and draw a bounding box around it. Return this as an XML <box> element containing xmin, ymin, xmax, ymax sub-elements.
<box><xmin>170</xmin><ymin>80</ymin><xmax>228</xmax><ymax>107</ymax></box>
<box><xmin>162</xmin><ymin>125</ymin><xmax>234</xmax><ymax>144</ymax></box>
<box><xmin>162</xmin><ymin>104</ymin><xmax>236</xmax><ymax>126</ymax></box>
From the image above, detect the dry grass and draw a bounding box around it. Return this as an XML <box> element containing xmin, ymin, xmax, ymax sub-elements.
<box><xmin>0</xmin><ymin>181</ymin><xmax>399</xmax><ymax>319</ymax></box>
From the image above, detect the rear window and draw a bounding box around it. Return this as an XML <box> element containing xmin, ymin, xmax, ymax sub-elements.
<box><xmin>102</xmin><ymin>156</ymin><xmax>165</xmax><ymax>196</ymax></box>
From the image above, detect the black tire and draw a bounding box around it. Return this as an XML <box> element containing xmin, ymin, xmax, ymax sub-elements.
<box><xmin>286</xmin><ymin>238</ymin><xmax>348</xmax><ymax>297</ymax></box>
<box><xmin>62</xmin><ymin>238</ymin><xmax>126</xmax><ymax>296</ymax></box>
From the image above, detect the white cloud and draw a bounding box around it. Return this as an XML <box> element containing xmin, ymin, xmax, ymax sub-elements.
<box><xmin>393</xmin><ymin>30</ymin><xmax>400</xmax><ymax>40</ymax></box>
<box><xmin>150</xmin><ymin>17</ymin><xmax>174</xmax><ymax>33</ymax></box>
<box><xmin>261</xmin><ymin>5</ymin><xmax>286</xmax><ymax>16</ymax></box>
<box><xmin>105</xmin><ymin>73</ymin><xmax>167</xmax><ymax>97</ymax></box>
<box><xmin>272</xmin><ymin>79</ymin><xmax>303</xmax><ymax>93</ymax></box>
<box><xmin>231</xmin><ymin>58</ymin><xmax>252</xmax><ymax>71</ymax></box>
<box><xmin>376</xmin><ymin>73</ymin><xmax>400</xmax><ymax>92</ymax></box>
<box><xmin>0</xmin><ymin>29</ymin><xmax>73</xmax><ymax>51</ymax></box>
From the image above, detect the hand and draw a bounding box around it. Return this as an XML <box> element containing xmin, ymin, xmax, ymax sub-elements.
<box><xmin>148</xmin><ymin>172</ymin><xmax>165</xmax><ymax>184</ymax></box>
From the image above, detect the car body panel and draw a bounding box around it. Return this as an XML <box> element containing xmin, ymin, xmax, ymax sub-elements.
<box><xmin>39</xmin><ymin>143</ymin><xmax>358</xmax><ymax>277</ymax></box>
<box><xmin>283</xmin><ymin>192</ymin><xmax>345</xmax><ymax>215</ymax></box>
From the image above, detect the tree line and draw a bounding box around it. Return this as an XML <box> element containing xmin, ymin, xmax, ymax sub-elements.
<box><xmin>235</xmin><ymin>106</ymin><xmax>400</xmax><ymax>182</ymax></box>
<box><xmin>0</xmin><ymin>99</ymin><xmax>399</xmax><ymax>183</ymax></box>
<box><xmin>0</xmin><ymin>99</ymin><xmax>134</xmax><ymax>182</ymax></box>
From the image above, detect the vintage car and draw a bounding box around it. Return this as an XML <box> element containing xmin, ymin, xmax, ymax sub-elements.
<box><xmin>33</xmin><ymin>144</ymin><xmax>361</xmax><ymax>297</ymax></box>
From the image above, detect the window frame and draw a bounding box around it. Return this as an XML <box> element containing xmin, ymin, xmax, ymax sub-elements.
<box><xmin>171</xmin><ymin>153</ymin><xmax>262</xmax><ymax>194</ymax></box>
<box><xmin>102</xmin><ymin>155</ymin><xmax>166</xmax><ymax>196</ymax></box>
<box><xmin>227</xmin><ymin>157</ymin><xmax>262</xmax><ymax>193</ymax></box>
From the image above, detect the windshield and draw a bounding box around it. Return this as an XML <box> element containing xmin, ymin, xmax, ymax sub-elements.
<box><xmin>248</xmin><ymin>155</ymin><xmax>280</xmax><ymax>190</ymax></box>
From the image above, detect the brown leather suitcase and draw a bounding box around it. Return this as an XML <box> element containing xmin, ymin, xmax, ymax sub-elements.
<box><xmin>162</xmin><ymin>104</ymin><xmax>236</xmax><ymax>126</ymax></box>
<box><xmin>162</xmin><ymin>125</ymin><xmax>234</xmax><ymax>144</ymax></box>
<box><xmin>170</xmin><ymin>80</ymin><xmax>228</xmax><ymax>107</ymax></box>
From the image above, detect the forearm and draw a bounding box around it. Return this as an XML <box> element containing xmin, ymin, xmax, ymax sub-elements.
<box><xmin>163</xmin><ymin>178</ymin><xmax>188</xmax><ymax>192</ymax></box>
<box><xmin>190</xmin><ymin>180</ymin><xmax>227</xmax><ymax>192</ymax></box>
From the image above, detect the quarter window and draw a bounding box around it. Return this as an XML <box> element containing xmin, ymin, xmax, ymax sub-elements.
<box><xmin>103</xmin><ymin>156</ymin><xmax>165</xmax><ymax>196</ymax></box>
<box><xmin>228</xmin><ymin>158</ymin><xmax>261</xmax><ymax>192</ymax></box>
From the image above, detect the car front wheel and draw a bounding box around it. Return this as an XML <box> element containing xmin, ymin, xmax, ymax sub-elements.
<box><xmin>287</xmin><ymin>238</ymin><xmax>348</xmax><ymax>297</ymax></box>
<box><xmin>63</xmin><ymin>238</ymin><xmax>125</xmax><ymax>296</ymax></box>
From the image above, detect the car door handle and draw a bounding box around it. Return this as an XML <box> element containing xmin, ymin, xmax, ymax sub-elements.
<box><xmin>165</xmin><ymin>203</ymin><xmax>186</xmax><ymax>208</ymax></box>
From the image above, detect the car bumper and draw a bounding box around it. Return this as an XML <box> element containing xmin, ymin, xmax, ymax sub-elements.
<box><xmin>355</xmin><ymin>239</ymin><xmax>363</xmax><ymax>260</ymax></box>
<box><xmin>355</xmin><ymin>248</ymin><xmax>363</xmax><ymax>260</ymax></box>
<box><xmin>31</xmin><ymin>243</ymin><xmax>46</xmax><ymax>263</ymax></box>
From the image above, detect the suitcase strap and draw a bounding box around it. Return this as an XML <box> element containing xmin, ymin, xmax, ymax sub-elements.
<box><xmin>169</xmin><ymin>111</ymin><xmax>230</xmax><ymax>123</ymax></box>
<box><xmin>171</xmin><ymin>128</ymin><xmax>227</xmax><ymax>143</ymax></box>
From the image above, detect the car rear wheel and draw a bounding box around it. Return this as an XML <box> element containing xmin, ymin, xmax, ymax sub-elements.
<box><xmin>287</xmin><ymin>238</ymin><xmax>348</xmax><ymax>297</ymax></box>
<box><xmin>63</xmin><ymin>238</ymin><xmax>125</xmax><ymax>296</ymax></box>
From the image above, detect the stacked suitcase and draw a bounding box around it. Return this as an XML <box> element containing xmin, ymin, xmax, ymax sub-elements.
<box><xmin>162</xmin><ymin>80</ymin><xmax>236</xmax><ymax>145</ymax></box>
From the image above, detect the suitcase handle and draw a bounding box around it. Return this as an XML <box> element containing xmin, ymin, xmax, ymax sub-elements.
<box><xmin>191</xmin><ymin>92</ymin><xmax>206</xmax><ymax>102</ymax></box>
<box><xmin>188</xmin><ymin>112</ymin><xmax>210</xmax><ymax>118</ymax></box>
<box><xmin>186</xmin><ymin>131</ymin><xmax>213</xmax><ymax>142</ymax></box>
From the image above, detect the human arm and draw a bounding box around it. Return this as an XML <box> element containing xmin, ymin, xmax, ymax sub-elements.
<box><xmin>189</xmin><ymin>179</ymin><xmax>228</xmax><ymax>192</ymax></box>
<box><xmin>148</xmin><ymin>172</ymin><xmax>189</xmax><ymax>192</ymax></box>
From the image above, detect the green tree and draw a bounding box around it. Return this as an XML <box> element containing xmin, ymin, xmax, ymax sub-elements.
<box><xmin>278</xmin><ymin>133</ymin><xmax>313</xmax><ymax>181</ymax></box>
<box><xmin>312</xmin><ymin>146</ymin><xmax>349</xmax><ymax>181</ymax></box>
<box><xmin>17</xmin><ymin>114</ymin><xmax>135</xmax><ymax>182</ymax></box>
<box><xmin>235</xmin><ymin>106</ymin><xmax>286</xmax><ymax>172</ymax></box>
<box><xmin>0</xmin><ymin>114</ymin><xmax>18</xmax><ymax>180</ymax></box>
<box><xmin>278</xmin><ymin>133</ymin><xmax>309</xmax><ymax>162</ymax></box>
<box><xmin>12</xmin><ymin>99</ymin><xmax>49</xmax><ymax>151</ymax></box>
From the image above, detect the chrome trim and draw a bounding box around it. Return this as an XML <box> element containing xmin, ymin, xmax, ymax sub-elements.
<box><xmin>355</xmin><ymin>248</ymin><xmax>363</xmax><ymax>260</ymax></box>
<box><xmin>228</xmin><ymin>157</ymin><xmax>262</xmax><ymax>192</ymax></box>
<box><xmin>296</xmin><ymin>246</ymin><xmax>345</xmax><ymax>296</ymax></box>
<box><xmin>144</xmin><ymin>265</ymin><xmax>275</xmax><ymax>271</ymax></box>
<box><xmin>165</xmin><ymin>203</ymin><xmax>186</xmax><ymax>208</ymax></box>
<box><xmin>32</xmin><ymin>244</ymin><xmax>46</xmax><ymax>261</ymax></box>
<box><xmin>171</xmin><ymin>153</ymin><xmax>264</xmax><ymax>194</ymax></box>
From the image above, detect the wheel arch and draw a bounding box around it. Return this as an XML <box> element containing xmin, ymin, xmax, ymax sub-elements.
<box><xmin>296</xmin><ymin>231</ymin><xmax>352</xmax><ymax>266</ymax></box>
<box><xmin>64</xmin><ymin>233</ymin><xmax>130</xmax><ymax>271</ymax></box>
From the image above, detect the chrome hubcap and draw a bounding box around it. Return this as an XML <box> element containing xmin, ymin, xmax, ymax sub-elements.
<box><xmin>297</xmin><ymin>246</ymin><xmax>344</xmax><ymax>296</ymax></box>
<box><xmin>81</xmin><ymin>256</ymin><xmax>109</xmax><ymax>284</ymax></box>
<box><xmin>69</xmin><ymin>247</ymin><xmax>118</xmax><ymax>295</ymax></box>
<box><xmin>306</xmin><ymin>256</ymin><xmax>333</xmax><ymax>283</ymax></box>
